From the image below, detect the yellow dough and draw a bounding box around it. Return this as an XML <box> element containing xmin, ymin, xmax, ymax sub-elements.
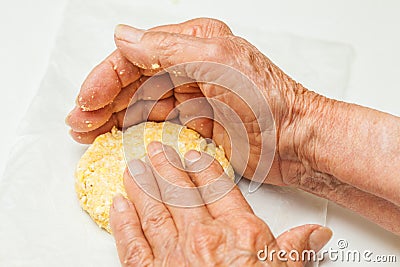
<box><xmin>75</xmin><ymin>121</ymin><xmax>234</xmax><ymax>233</ymax></box>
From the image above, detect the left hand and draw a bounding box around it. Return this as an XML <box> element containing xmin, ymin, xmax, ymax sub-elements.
<box><xmin>66</xmin><ymin>19</ymin><xmax>232</xmax><ymax>144</ymax></box>
<box><xmin>110</xmin><ymin>141</ymin><xmax>332</xmax><ymax>266</ymax></box>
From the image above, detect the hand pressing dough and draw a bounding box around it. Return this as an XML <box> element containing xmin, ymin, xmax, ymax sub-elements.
<box><xmin>75</xmin><ymin>121</ymin><xmax>234</xmax><ymax>232</ymax></box>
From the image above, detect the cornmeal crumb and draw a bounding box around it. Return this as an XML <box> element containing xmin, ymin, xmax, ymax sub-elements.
<box><xmin>151</xmin><ymin>63</ymin><xmax>160</xmax><ymax>69</ymax></box>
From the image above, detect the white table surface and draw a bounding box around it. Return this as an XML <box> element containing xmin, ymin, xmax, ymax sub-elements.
<box><xmin>1</xmin><ymin>0</ymin><xmax>399</xmax><ymax>266</ymax></box>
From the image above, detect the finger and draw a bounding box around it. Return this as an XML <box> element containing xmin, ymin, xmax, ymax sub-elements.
<box><xmin>111</xmin><ymin>74</ymin><xmax>174</xmax><ymax>113</ymax></box>
<box><xmin>135</xmin><ymin>74</ymin><xmax>174</xmax><ymax>102</ymax></box>
<box><xmin>115</xmin><ymin>26</ymin><xmax>264</xmax><ymax>122</ymax></box>
<box><xmin>184</xmin><ymin>150</ymin><xmax>253</xmax><ymax>218</ymax></box>
<box><xmin>149</xmin><ymin>18</ymin><xmax>233</xmax><ymax>38</ymax></box>
<box><xmin>134</xmin><ymin>17</ymin><xmax>233</xmax><ymax>73</ymax></box>
<box><xmin>79</xmin><ymin>18</ymin><xmax>231</xmax><ymax>112</ymax></box>
<box><xmin>109</xmin><ymin>194</ymin><xmax>154</xmax><ymax>267</ymax></box>
<box><xmin>276</xmin><ymin>225</ymin><xmax>332</xmax><ymax>267</ymax></box>
<box><xmin>174</xmin><ymin>83</ymin><xmax>202</xmax><ymax>94</ymax></box>
<box><xmin>123</xmin><ymin>160</ymin><xmax>178</xmax><ymax>258</ymax></box>
<box><xmin>111</xmin><ymin>79</ymin><xmax>141</xmax><ymax>113</ymax></box>
<box><xmin>174</xmin><ymin>92</ymin><xmax>204</xmax><ymax>102</ymax></box>
<box><xmin>66</xmin><ymin>105</ymin><xmax>113</xmax><ymax>132</ymax></box>
<box><xmin>117</xmin><ymin>97</ymin><xmax>178</xmax><ymax>129</ymax></box>
<box><xmin>140</xmin><ymin>68</ymin><xmax>163</xmax><ymax>76</ymax></box>
<box><xmin>147</xmin><ymin>142</ymin><xmax>211</xmax><ymax>231</ymax></box>
<box><xmin>170</xmin><ymin>75</ymin><xmax>201</xmax><ymax>93</ymax></box>
<box><xmin>70</xmin><ymin>94</ymin><xmax>177</xmax><ymax>142</ymax></box>
<box><xmin>212</xmin><ymin>121</ymin><xmax>231</xmax><ymax>160</ymax></box>
<box><xmin>77</xmin><ymin>50</ymin><xmax>141</xmax><ymax>111</ymax></box>
<box><xmin>69</xmin><ymin>117</ymin><xmax>118</xmax><ymax>144</ymax></box>
<box><xmin>116</xmin><ymin>25</ymin><xmax>267</xmax><ymax>179</ymax></box>
<box><xmin>185</xmin><ymin>118</ymin><xmax>213</xmax><ymax>139</ymax></box>
<box><xmin>175</xmin><ymin>93</ymin><xmax>213</xmax><ymax>138</ymax></box>
<box><xmin>114</xmin><ymin>26</ymin><xmax>220</xmax><ymax>72</ymax></box>
<box><xmin>68</xmin><ymin>93</ymin><xmax>208</xmax><ymax>144</ymax></box>
<box><xmin>135</xmin><ymin>17</ymin><xmax>232</xmax><ymax>75</ymax></box>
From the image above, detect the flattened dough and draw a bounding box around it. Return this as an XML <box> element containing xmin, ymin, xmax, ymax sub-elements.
<box><xmin>75</xmin><ymin>121</ymin><xmax>234</xmax><ymax>232</ymax></box>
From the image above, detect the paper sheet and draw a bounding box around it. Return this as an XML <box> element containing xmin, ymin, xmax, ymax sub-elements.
<box><xmin>0</xmin><ymin>0</ymin><xmax>354</xmax><ymax>266</ymax></box>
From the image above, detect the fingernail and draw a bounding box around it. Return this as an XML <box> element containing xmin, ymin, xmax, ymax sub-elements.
<box><xmin>184</xmin><ymin>150</ymin><xmax>201</xmax><ymax>166</ymax></box>
<box><xmin>113</xmin><ymin>194</ymin><xmax>130</xmax><ymax>212</ymax></box>
<box><xmin>128</xmin><ymin>159</ymin><xmax>146</xmax><ymax>176</ymax></box>
<box><xmin>309</xmin><ymin>227</ymin><xmax>333</xmax><ymax>252</ymax></box>
<box><xmin>114</xmin><ymin>24</ymin><xmax>144</xmax><ymax>43</ymax></box>
<box><xmin>147</xmin><ymin>142</ymin><xmax>163</xmax><ymax>157</ymax></box>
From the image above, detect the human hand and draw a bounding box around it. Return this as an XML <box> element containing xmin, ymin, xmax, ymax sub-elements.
<box><xmin>66</xmin><ymin>18</ymin><xmax>400</xmax><ymax>234</ymax></box>
<box><xmin>109</xmin><ymin>142</ymin><xmax>332</xmax><ymax>266</ymax></box>
<box><xmin>65</xmin><ymin>18</ymin><xmax>232</xmax><ymax>144</ymax></box>
<box><xmin>66</xmin><ymin>18</ymin><xmax>307</xmax><ymax>186</ymax></box>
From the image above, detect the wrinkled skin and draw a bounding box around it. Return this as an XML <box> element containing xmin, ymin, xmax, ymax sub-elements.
<box><xmin>109</xmin><ymin>142</ymin><xmax>332</xmax><ymax>267</ymax></box>
<box><xmin>67</xmin><ymin>17</ymin><xmax>400</xmax><ymax>266</ymax></box>
<box><xmin>66</xmin><ymin>18</ymin><xmax>300</xmax><ymax>184</ymax></box>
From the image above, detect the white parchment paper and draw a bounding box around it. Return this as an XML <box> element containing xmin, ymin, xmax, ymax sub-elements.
<box><xmin>0</xmin><ymin>0</ymin><xmax>354</xmax><ymax>266</ymax></box>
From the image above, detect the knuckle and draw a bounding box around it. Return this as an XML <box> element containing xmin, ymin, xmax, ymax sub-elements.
<box><xmin>155</xmin><ymin>33</ymin><xmax>175</xmax><ymax>50</ymax></box>
<box><xmin>162</xmin><ymin>249</ymin><xmax>184</xmax><ymax>266</ymax></box>
<box><xmin>228</xmin><ymin>36</ymin><xmax>255</xmax><ymax>58</ymax></box>
<box><xmin>135</xmin><ymin>180</ymin><xmax>158</xmax><ymax>197</ymax></box>
<box><xmin>219</xmin><ymin>213</ymin><xmax>274</xmax><ymax>250</ymax></box>
<box><xmin>156</xmin><ymin>36</ymin><xmax>179</xmax><ymax>65</ymax></box>
<box><xmin>209</xmin><ymin>18</ymin><xmax>232</xmax><ymax>35</ymax></box>
<box><xmin>163</xmin><ymin>181</ymin><xmax>181</xmax><ymax>195</ymax></box>
<box><xmin>151</xmin><ymin>153</ymin><xmax>172</xmax><ymax>170</ymax></box>
<box><xmin>188</xmin><ymin>222</ymin><xmax>223</xmax><ymax>251</ymax></box>
<box><xmin>123</xmin><ymin>239</ymin><xmax>152</xmax><ymax>267</ymax></box>
<box><xmin>142</xmin><ymin>32</ymin><xmax>178</xmax><ymax>67</ymax></box>
<box><xmin>114</xmin><ymin>216</ymin><xmax>138</xmax><ymax>235</ymax></box>
<box><xmin>191</xmin><ymin>160</ymin><xmax>224</xmax><ymax>183</ymax></box>
<box><xmin>197</xmin><ymin>18</ymin><xmax>232</xmax><ymax>37</ymax></box>
<box><xmin>207</xmin><ymin>38</ymin><xmax>231</xmax><ymax>60</ymax></box>
<box><xmin>162</xmin><ymin>182</ymin><xmax>192</xmax><ymax>203</ymax></box>
<box><xmin>152</xmin><ymin>158</ymin><xmax>181</xmax><ymax>178</ymax></box>
<box><xmin>142</xmin><ymin>31</ymin><xmax>165</xmax><ymax>46</ymax></box>
<box><xmin>234</xmin><ymin>213</ymin><xmax>266</xmax><ymax>237</ymax></box>
<box><xmin>152</xmin><ymin>146</ymin><xmax>182</xmax><ymax>169</ymax></box>
<box><xmin>141</xmin><ymin>207</ymin><xmax>172</xmax><ymax>233</ymax></box>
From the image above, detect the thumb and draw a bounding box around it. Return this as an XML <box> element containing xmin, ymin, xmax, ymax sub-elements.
<box><xmin>114</xmin><ymin>24</ymin><xmax>222</xmax><ymax>73</ymax></box>
<box><xmin>275</xmin><ymin>225</ymin><xmax>332</xmax><ymax>266</ymax></box>
<box><xmin>148</xmin><ymin>18</ymin><xmax>233</xmax><ymax>38</ymax></box>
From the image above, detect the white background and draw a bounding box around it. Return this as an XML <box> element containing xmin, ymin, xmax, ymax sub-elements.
<box><xmin>0</xmin><ymin>0</ymin><xmax>399</xmax><ymax>266</ymax></box>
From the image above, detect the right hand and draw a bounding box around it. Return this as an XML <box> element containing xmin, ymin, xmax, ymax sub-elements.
<box><xmin>109</xmin><ymin>142</ymin><xmax>333</xmax><ymax>266</ymax></box>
